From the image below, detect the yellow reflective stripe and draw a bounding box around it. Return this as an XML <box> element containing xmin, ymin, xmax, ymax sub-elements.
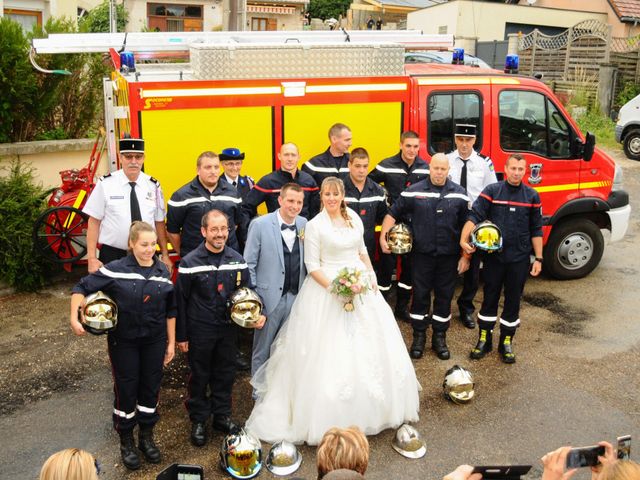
<box><xmin>533</xmin><ymin>180</ymin><xmax>612</xmax><ymax>193</ymax></box>
<box><xmin>305</xmin><ymin>83</ymin><xmax>407</xmax><ymax>93</ymax></box>
<box><xmin>63</xmin><ymin>190</ymin><xmax>87</xmax><ymax>229</ymax></box>
<box><xmin>416</xmin><ymin>77</ymin><xmax>520</xmax><ymax>86</ymax></box>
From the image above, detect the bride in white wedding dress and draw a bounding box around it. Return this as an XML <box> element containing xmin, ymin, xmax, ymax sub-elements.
<box><xmin>245</xmin><ymin>177</ymin><xmax>420</xmax><ymax>445</ymax></box>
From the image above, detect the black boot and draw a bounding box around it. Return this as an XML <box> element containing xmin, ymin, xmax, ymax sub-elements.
<box><xmin>459</xmin><ymin>311</ymin><xmax>476</xmax><ymax>329</ymax></box>
<box><xmin>431</xmin><ymin>331</ymin><xmax>450</xmax><ymax>360</ymax></box>
<box><xmin>119</xmin><ymin>430</ymin><xmax>141</xmax><ymax>470</ymax></box>
<box><xmin>498</xmin><ymin>334</ymin><xmax>516</xmax><ymax>364</ymax></box>
<box><xmin>470</xmin><ymin>329</ymin><xmax>493</xmax><ymax>360</ymax></box>
<box><xmin>394</xmin><ymin>291</ymin><xmax>411</xmax><ymax>322</ymax></box>
<box><xmin>138</xmin><ymin>426</ymin><xmax>162</xmax><ymax>464</ymax></box>
<box><xmin>409</xmin><ymin>331</ymin><xmax>426</xmax><ymax>359</ymax></box>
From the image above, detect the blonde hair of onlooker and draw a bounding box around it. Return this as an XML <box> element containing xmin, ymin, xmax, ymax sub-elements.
<box><xmin>317</xmin><ymin>426</ymin><xmax>369</xmax><ymax>479</ymax></box>
<box><xmin>320</xmin><ymin>177</ymin><xmax>352</xmax><ymax>228</ymax></box>
<box><xmin>39</xmin><ymin>448</ymin><xmax>98</xmax><ymax>480</ymax></box>
<box><xmin>127</xmin><ymin>221</ymin><xmax>156</xmax><ymax>252</ymax></box>
<box><xmin>599</xmin><ymin>460</ymin><xmax>640</xmax><ymax>480</ymax></box>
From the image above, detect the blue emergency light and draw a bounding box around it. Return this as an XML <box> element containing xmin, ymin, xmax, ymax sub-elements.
<box><xmin>504</xmin><ymin>54</ymin><xmax>519</xmax><ymax>74</ymax></box>
<box><xmin>120</xmin><ymin>51</ymin><xmax>136</xmax><ymax>73</ymax></box>
<box><xmin>452</xmin><ymin>48</ymin><xmax>465</xmax><ymax>65</ymax></box>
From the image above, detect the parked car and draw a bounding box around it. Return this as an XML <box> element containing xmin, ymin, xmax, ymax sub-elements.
<box><xmin>615</xmin><ymin>93</ymin><xmax>640</xmax><ymax>160</ymax></box>
<box><xmin>404</xmin><ymin>51</ymin><xmax>492</xmax><ymax>69</ymax></box>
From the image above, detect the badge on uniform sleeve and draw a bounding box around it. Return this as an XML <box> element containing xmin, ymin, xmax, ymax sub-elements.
<box><xmin>360</xmin><ymin>209</ymin><xmax>367</xmax><ymax>216</ymax></box>
<box><xmin>236</xmin><ymin>271</ymin><xmax>242</xmax><ymax>287</ymax></box>
<box><xmin>218</xmin><ymin>283</ymin><xmax>224</xmax><ymax>293</ymax></box>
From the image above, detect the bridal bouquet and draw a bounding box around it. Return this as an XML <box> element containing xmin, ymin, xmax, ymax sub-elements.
<box><xmin>330</xmin><ymin>267</ymin><xmax>370</xmax><ymax>312</ymax></box>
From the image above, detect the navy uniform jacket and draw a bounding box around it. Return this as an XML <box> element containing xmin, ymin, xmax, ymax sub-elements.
<box><xmin>243</xmin><ymin>169</ymin><xmax>319</xmax><ymax>219</ymax></box>
<box><xmin>72</xmin><ymin>255</ymin><xmax>176</xmax><ymax>340</ymax></box>
<box><xmin>220</xmin><ymin>174</ymin><xmax>254</xmax><ymax>201</ymax></box>
<box><xmin>167</xmin><ymin>177</ymin><xmax>249</xmax><ymax>257</ymax></box>
<box><xmin>368</xmin><ymin>152</ymin><xmax>430</xmax><ymax>205</ymax></box>
<box><xmin>343</xmin><ymin>176</ymin><xmax>388</xmax><ymax>259</ymax></box>
<box><xmin>469</xmin><ymin>181</ymin><xmax>543</xmax><ymax>263</ymax></box>
<box><xmin>302</xmin><ymin>148</ymin><xmax>350</xmax><ymax>186</ymax></box>
<box><xmin>175</xmin><ymin>244</ymin><xmax>251</xmax><ymax>341</ymax></box>
<box><xmin>390</xmin><ymin>178</ymin><xmax>470</xmax><ymax>256</ymax></box>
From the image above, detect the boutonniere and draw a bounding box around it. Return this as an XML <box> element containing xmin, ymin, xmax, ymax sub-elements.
<box><xmin>297</xmin><ymin>228</ymin><xmax>305</xmax><ymax>241</ymax></box>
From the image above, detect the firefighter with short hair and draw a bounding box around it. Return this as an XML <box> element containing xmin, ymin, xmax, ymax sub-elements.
<box><xmin>368</xmin><ymin>130</ymin><xmax>430</xmax><ymax>319</ymax></box>
<box><xmin>447</xmin><ymin>124</ymin><xmax>498</xmax><ymax>329</ymax></box>
<box><xmin>176</xmin><ymin>209</ymin><xmax>265</xmax><ymax>447</ymax></box>
<box><xmin>167</xmin><ymin>151</ymin><xmax>248</xmax><ymax>258</ymax></box>
<box><xmin>460</xmin><ymin>153</ymin><xmax>543</xmax><ymax>364</ymax></box>
<box><xmin>302</xmin><ymin>123</ymin><xmax>352</xmax><ymax>185</ymax></box>
<box><xmin>381</xmin><ymin>153</ymin><xmax>470</xmax><ymax>360</ymax></box>
<box><xmin>243</xmin><ymin>142</ymin><xmax>319</xmax><ymax>219</ymax></box>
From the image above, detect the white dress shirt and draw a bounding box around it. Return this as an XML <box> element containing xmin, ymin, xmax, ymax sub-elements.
<box><xmin>447</xmin><ymin>149</ymin><xmax>498</xmax><ymax>202</ymax></box>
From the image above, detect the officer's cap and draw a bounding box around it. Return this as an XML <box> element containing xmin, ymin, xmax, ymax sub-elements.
<box><xmin>455</xmin><ymin>124</ymin><xmax>477</xmax><ymax>137</ymax></box>
<box><xmin>219</xmin><ymin>148</ymin><xmax>245</xmax><ymax>161</ymax></box>
<box><xmin>119</xmin><ymin>137</ymin><xmax>145</xmax><ymax>154</ymax></box>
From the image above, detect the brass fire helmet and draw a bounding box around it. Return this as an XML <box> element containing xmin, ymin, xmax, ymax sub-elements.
<box><xmin>391</xmin><ymin>424</ymin><xmax>426</xmax><ymax>459</ymax></box>
<box><xmin>471</xmin><ymin>221</ymin><xmax>503</xmax><ymax>253</ymax></box>
<box><xmin>220</xmin><ymin>427</ymin><xmax>263</xmax><ymax>479</ymax></box>
<box><xmin>443</xmin><ymin>365</ymin><xmax>475</xmax><ymax>404</ymax></box>
<box><xmin>82</xmin><ymin>291</ymin><xmax>118</xmax><ymax>335</ymax></box>
<box><xmin>386</xmin><ymin>223</ymin><xmax>413</xmax><ymax>254</ymax></box>
<box><xmin>229</xmin><ymin>287</ymin><xmax>263</xmax><ymax>328</ymax></box>
<box><xmin>266</xmin><ymin>439</ymin><xmax>302</xmax><ymax>476</ymax></box>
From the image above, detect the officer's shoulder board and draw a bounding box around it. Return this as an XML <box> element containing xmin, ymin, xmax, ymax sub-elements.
<box><xmin>478</xmin><ymin>153</ymin><xmax>495</xmax><ymax>171</ymax></box>
<box><xmin>149</xmin><ymin>176</ymin><xmax>160</xmax><ymax>186</ymax></box>
<box><xmin>98</xmin><ymin>173</ymin><xmax>112</xmax><ymax>181</ymax></box>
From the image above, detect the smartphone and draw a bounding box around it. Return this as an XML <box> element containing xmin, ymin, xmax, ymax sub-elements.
<box><xmin>472</xmin><ymin>465</ymin><xmax>532</xmax><ymax>480</ymax></box>
<box><xmin>618</xmin><ymin>435</ymin><xmax>631</xmax><ymax>460</ymax></box>
<box><xmin>566</xmin><ymin>445</ymin><xmax>605</xmax><ymax>469</ymax></box>
<box><xmin>156</xmin><ymin>463</ymin><xmax>204</xmax><ymax>480</ymax></box>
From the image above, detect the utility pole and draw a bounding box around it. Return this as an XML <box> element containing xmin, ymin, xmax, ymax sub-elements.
<box><xmin>109</xmin><ymin>0</ymin><xmax>117</xmax><ymax>33</ymax></box>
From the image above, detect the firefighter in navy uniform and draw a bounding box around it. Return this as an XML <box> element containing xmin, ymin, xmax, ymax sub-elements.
<box><xmin>167</xmin><ymin>151</ymin><xmax>248</xmax><ymax>258</ymax></box>
<box><xmin>343</xmin><ymin>148</ymin><xmax>388</xmax><ymax>284</ymax></box>
<box><xmin>447</xmin><ymin>124</ymin><xmax>498</xmax><ymax>329</ymax></box>
<box><xmin>381</xmin><ymin>154</ymin><xmax>470</xmax><ymax>360</ymax></box>
<box><xmin>70</xmin><ymin>221</ymin><xmax>176</xmax><ymax>471</ymax></box>
<box><xmin>368</xmin><ymin>130</ymin><xmax>430</xmax><ymax>319</ymax></box>
<box><xmin>219</xmin><ymin>147</ymin><xmax>255</xmax><ymax>200</ymax></box>
<box><xmin>302</xmin><ymin>123</ymin><xmax>352</xmax><ymax>185</ymax></box>
<box><xmin>176</xmin><ymin>210</ymin><xmax>265</xmax><ymax>448</ymax></box>
<box><xmin>82</xmin><ymin>137</ymin><xmax>172</xmax><ymax>273</ymax></box>
<box><xmin>243</xmin><ymin>142</ymin><xmax>319</xmax><ymax>219</ymax></box>
<box><xmin>460</xmin><ymin>153</ymin><xmax>543</xmax><ymax>364</ymax></box>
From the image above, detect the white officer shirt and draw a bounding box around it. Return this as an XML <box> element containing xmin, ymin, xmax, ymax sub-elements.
<box><xmin>276</xmin><ymin>209</ymin><xmax>297</xmax><ymax>252</ymax></box>
<box><xmin>447</xmin><ymin>149</ymin><xmax>498</xmax><ymax>202</ymax></box>
<box><xmin>83</xmin><ymin>169</ymin><xmax>166</xmax><ymax>250</ymax></box>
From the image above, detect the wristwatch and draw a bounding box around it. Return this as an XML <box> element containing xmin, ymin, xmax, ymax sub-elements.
<box><xmin>534</xmin><ymin>257</ymin><xmax>543</xmax><ymax>263</ymax></box>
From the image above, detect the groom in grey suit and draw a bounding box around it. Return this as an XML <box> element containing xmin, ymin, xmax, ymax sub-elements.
<box><xmin>244</xmin><ymin>183</ymin><xmax>307</xmax><ymax>375</ymax></box>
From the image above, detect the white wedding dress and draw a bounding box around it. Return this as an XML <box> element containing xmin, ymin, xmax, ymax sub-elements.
<box><xmin>245</xmin><ymin>208</ymin><xmax>421</xmax><ymax>445</ymax></box>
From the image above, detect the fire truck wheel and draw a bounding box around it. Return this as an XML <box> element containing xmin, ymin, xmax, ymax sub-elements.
<box><xmin>543</xmin><ymin>218</ymin><xmax>604</xmax><ymax>280</ymax></box>
<box><xmin>33</xmin><ymin>206</ymin><xmax>89</xmax><ymax>264</ymax></box>
<box><xmin>623</xmin><ymin>128</ymin><xmax>640</xmax><ymax>161</ymax></box>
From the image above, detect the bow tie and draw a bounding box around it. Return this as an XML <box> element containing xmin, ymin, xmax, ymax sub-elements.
<box><xmin>281</xmin><ymin>224</ymin><xmax>296</xmax><ymax>231</ymax></box>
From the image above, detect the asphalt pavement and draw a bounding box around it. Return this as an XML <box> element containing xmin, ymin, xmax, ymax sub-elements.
<box><xmin>1</xmin><ymin>149</ymin><xmax>638</xmax><ymax>480</ymax></box>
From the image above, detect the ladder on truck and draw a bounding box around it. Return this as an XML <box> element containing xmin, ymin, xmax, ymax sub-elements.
<box><xmin>31</xmin><ymin>30</ymin><xmax>454</xmax><ymax>54</ymax></box>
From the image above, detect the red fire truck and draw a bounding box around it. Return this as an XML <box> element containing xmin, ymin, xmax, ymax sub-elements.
<box><xmin>31</xmin><ymin>30</ymin><xmax>630</xmax><ymax>279</ymax></box>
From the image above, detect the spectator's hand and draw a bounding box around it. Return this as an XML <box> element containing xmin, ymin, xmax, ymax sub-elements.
<box><xmin>443</xmin><ymin>465</ymin><xmax>482</xmax><ymax>480</ymax></box>
<box><xmin>531</xmin><ymin>259</ymin><xmax>542</xmax><ymax>276</ymax></box>
<box><xmin>591</xmin><ymin>441</ymin><xmax>617</xmax><ymax>480</ymax></box>
<box><xmin>541</xmin><ymin>446</ymin><xmax>578</xmax><ymax>480</ymax></box>
<box><xmin>253</xmin><ymin>315</ymin><xmax>267</xmax><ymax>330</ymax></box>
<box><xmin>164</xmin><ymin>342</ymin><xmax>175</xmax><ymax>366</ymax></box>
<box><xmin>177</xmin><ymin>341</ymin><xmax>189</xmax><ymax>353</ymax></box>
<box><xmin>458</xmin><ymin>256</ymin><xmax>471</xmax><ymax>274</ymax></box>
<box><xmin>88</xmin><ymin>257</ymin><xmax>103</xmax><ymax>273</ymax></box>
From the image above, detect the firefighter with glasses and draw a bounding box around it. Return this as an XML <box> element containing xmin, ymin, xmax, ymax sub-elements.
<box><xmin>460</xmin><ymin>153</ymin><xmax>543</xmax><ymax>364</ymax></box>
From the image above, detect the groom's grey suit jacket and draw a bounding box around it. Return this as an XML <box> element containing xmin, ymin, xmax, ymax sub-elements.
<box><xmin>244</xmin><ymin>211</ymin><xmax>307</xmax><ymax>316</ymax></box>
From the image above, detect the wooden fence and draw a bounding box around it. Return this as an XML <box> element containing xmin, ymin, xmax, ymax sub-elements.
<box><xmin>516</xmin><ymin>20</ymin><xmax>640</xmax><ymax>111</ymax></box>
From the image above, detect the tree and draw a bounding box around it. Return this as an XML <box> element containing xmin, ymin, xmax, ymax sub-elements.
<box><xmin>308</xmin><ymin>0</ymin><xmax>351</xmax><ymax>20</ymax></box>
<box><xmin>79</xmin><ymin>0</ymin><xmax>128</xmax><ymax>33</ymax></box>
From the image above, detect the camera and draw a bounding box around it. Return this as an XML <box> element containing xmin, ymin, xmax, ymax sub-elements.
<box><xmin>156</xmin><ymin>463</ymin><xmax>204</xmax><ymax>480</ymax></box>
<box><xmin>472</xmin><ymin>465</ymin><xmax>532</xmax><ymax>479</ymax></box>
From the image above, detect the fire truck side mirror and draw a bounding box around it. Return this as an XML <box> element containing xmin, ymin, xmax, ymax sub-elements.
<box><xmin>583</xmin><ymin>132</ymin><xmax>596</xmax><ymax>161</ymax></box>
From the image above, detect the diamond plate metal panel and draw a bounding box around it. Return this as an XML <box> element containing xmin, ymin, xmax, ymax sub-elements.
<box><xmin>190</xmin><ymin>44</ymin><xmax>404</xmax><ymax>80</ymax></box>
